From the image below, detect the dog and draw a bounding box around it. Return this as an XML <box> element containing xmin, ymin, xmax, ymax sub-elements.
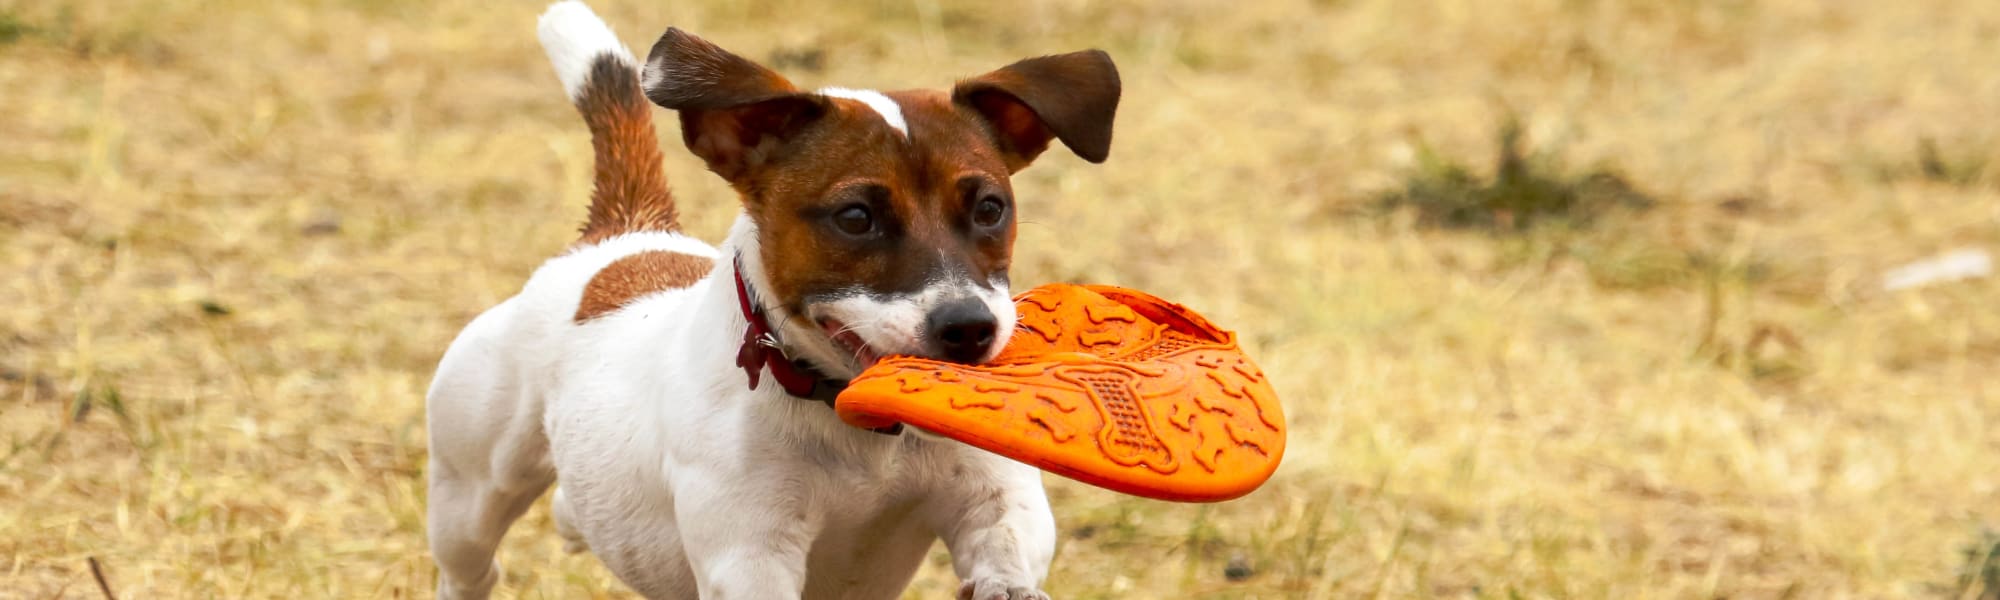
<box><xmin>423</xmin><ymin>2</ymin><xmax>1120</xmax><ymax>598</ymax></box>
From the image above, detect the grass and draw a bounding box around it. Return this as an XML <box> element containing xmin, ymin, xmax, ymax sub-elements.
<box><xmin>0</xmin><ymin>11</ymin><xmax>30</xmax><ymax>46</ymax></box>
<box><xmin>1962</xmin><ymin>529</ymin><xmax>2000</xmax><ymax>600</ymax></box>
<box><xmin>3</xmin><ymin>0</ymin><xmax>1999</xmax><ymax>598</ymax></box>
<box><xmin>1912</xmin><ymin>138</ymin><xmax>1990</xmax><ymax>188</ymax></box>
<box><xmin>1374</xmin><ymin>117</ymin><xmax>1655</xmax><ymax>231</ymax></box>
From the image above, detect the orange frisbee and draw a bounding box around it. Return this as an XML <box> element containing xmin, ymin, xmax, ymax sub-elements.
<box><xmin>835</xmin><ymin>284</ymin><xmax>1285</xmax><ymax>502</ymax></box>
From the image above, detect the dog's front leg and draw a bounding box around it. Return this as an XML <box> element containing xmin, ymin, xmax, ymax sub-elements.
<box><xmin>932</xmin><ymin>458</ymin><xmax>1057</xmax><ymax>600</ymax></box>
<box><xmin>672</xmin><ymin>466</ymin><xmax>821</xmax><ymax>598</ymax></box>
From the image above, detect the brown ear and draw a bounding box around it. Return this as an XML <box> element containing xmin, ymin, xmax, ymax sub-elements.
<box><xmin>953</xmin><ymin>50</ymin><xmax>1121</xmax><ymax>171</ymax></box>
<box><xmin>642</xmin><ymin>28</ymin><xmax>825</xmax><ymax>184</ymax></box>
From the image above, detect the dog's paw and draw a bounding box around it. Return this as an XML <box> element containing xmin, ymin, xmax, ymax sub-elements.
<box><xmin>957</xmin><ymin>579</ymin><xmax>1050</xmax><ymax>600</ymax></box>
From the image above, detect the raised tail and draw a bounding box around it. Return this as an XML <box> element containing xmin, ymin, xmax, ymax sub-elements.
<box><xmin>538</xmin><ymin>1</ymin><xmax>677</xmax><ymax>244</ymax></box>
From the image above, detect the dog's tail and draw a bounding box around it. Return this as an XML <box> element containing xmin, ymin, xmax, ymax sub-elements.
<box><xmin>538</xmin><ymin>1</ymin><xmax>677</xmax><ymax>243</ymax></box>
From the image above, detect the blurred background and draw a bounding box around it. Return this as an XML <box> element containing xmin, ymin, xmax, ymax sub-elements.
<box><xmin>4</xmin><ymin>0</ymin><xmax>1998</xmax><ymax>597</ymax></box>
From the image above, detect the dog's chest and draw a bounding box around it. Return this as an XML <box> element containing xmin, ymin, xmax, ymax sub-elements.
<box><xmin>794</xmin><ymin>442</ymin><xmax>951</xmax><ymax>595</ymax></box>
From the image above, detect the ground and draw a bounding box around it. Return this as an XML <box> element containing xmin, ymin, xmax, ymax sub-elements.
<box><xmin>3</xmin><ymin>0</ymin><xmax>1999</xmax><ymax>598</ymax></box>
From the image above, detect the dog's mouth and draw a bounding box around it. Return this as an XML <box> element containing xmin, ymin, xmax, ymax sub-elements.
<box><xmin>817</xmin><ymin>318</ymin><xmax>885</xmax><ymax>369</ymax></box>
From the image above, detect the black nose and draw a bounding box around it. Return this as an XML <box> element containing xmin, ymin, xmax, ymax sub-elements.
<box><xmin>926</xmin><ymin>297</ymin><xmax>998</xmax><ymax>364</ymax></box>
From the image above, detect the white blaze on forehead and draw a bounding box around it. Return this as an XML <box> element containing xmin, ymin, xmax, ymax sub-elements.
<box><xmin>818</xmin><ymin>87</ymin><xmax>909</xmax><ymax>137</ymax></box>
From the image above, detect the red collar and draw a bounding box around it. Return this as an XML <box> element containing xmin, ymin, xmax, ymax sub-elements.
<box><xmin>732</xmin><ymin>260</ymin><xmax>903</xmax><ymax>436</ymax></box>
<box><xmin>733</xmin><ymin>259</ymin><xmax>840</xmax><ymax>402</ymax></box>
<box><xmin>732</xmin><ymin>259</ymin><xmax>902</xmax><ymax>435</ymax></box>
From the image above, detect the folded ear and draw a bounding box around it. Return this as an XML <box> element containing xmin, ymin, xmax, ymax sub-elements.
<box><xmin>642</xmin><ymin>28</ymin><xmax>826</xmax><ymax>184</ymax></box>
<box><xmin>952</xmin><ymin>50</ymin><xmax>1121</xmax><ymax>172</ymax></box>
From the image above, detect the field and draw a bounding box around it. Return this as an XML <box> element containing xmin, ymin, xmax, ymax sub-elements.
<box><xmin>4</xmin><ymin>0</ymin><xmax>1999</xmax><ymax>597</ymax></box>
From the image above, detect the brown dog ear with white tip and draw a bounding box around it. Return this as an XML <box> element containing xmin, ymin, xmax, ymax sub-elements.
<box><xmin>953</xmin><ymin>50</ymin><xmax>1121</xmax><ymax>172</ymax></box>
<box><xmin>641</xmin><ymin>28</ymin><xmax>828</xmax><ymax>185</ymax></box>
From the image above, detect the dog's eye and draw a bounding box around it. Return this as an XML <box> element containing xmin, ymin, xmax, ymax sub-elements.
<box><xmin>971</xmin><ymin>196</ymin><xmax>1009</xmax><ymax>228</ymax></box>
<box><xmin>832</xmin><ymin>205</ymin><xmax>875</xmax><ymax>236</ymax></box>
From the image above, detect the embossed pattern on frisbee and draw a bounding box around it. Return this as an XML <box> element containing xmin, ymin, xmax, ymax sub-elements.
<box><xmin>835</xmin><ymin>284</ymin><xmax>1286</xmax><ymax>502</ymax></box>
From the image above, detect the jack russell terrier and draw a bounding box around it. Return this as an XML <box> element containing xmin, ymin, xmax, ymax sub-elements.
<box><xmin>424</xmin><ymin>2</ymin><xmax>1119</xmax><ymax>598</ymax></box>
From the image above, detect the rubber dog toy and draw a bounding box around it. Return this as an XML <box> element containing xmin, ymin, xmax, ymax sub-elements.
<box><xmin>836</xmin><ymin>284</ymin><xmax>1285</xmax><ymax>502</ymax></box>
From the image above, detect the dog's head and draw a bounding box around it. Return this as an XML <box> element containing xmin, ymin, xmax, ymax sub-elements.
<box><xmin>641</xmin><ymin>29</ymin><xmax>1120</xmax><ymax>379</ymax></box>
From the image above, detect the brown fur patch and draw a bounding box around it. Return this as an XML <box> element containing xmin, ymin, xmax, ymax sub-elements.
<box><xmin>575</xmin><ymin>58</ymin><xmax>677</xmax><ymax>245</ymax></box>
<box><xmin>574</xmin><ymin>250</ymin><xmax>714</xmax><ymax>323</ymax></box>
<box><xmin>952</xmin><ymin>50</ymin><xmax>1121</xmax><ymax>166</ymax></box>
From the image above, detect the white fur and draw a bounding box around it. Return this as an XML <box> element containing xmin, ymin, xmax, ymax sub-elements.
<box><xmin>973</xmin><ymin>275</ymin><xmax>1019</xmax><ymax>354</ymax></box>
<box><xmin>426</xmin><ymin>216</ymin><xmax>1054</xmax><ymax>599</ymax></box>
<box><xmin>538</xmin><ymin>1</ymin><xmax>637</xmax><ymax>101</ymax></box>
<box><xmin>819</xmin><ymin>87</ymin><xmax>910</xmax><ymax>137</ymax></box>
<box><xmin>806</xmin><ymin>271</ymin><xmax>1017</xmax><ymax>378</ymax></box>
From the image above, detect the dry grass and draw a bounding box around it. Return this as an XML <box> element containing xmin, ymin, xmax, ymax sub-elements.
<box><xmin>4</xmin><ymin>0</ymin><xmax>1999</xmax><ymax>598</ymax></box>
